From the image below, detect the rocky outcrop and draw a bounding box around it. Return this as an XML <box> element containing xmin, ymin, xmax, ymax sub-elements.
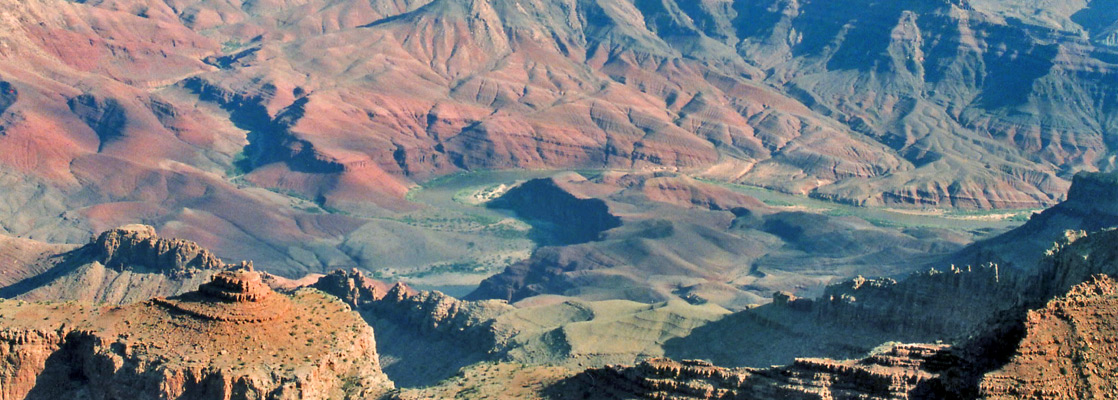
<box><xmin>793</xmin><ymin>173</ymin><xmax>1118</xmax><ymax>347</ymax></box>
<box><xmin>308</xmin><ymin>269</ymin><xmax>516</xmax><ymax>386</ymax></box>
<box><xmin>0</xmin><ymin>328</ymin><xmax>65</xmax><ymax>400</ymax></box>
<box><xmin>358</xmin><ymin>282</ymin><xmax>514</xmax><ymax>387</ymax></box>
<box><xmin>559</xmin><ymin>226</ymin><xmax>1118</xmax><ymax>398</ymax></box>
<box><xmin>554</xmin><ymin>343</ymin><xmax>949</xmax><ymax>399</ymax></box>
<box><xmin>156</xmin><ymin>267</ymin><xmax>293</xmax><ymax>323</ymax></box>
<box><xmin>197</xmin><ymin>268</ymin><xmax>272</xmax><ymax>302</ymax></box>
<box><xmin>0</xmin><ymin>268</ymin><xmax>393</xmax><ymax>400</ymax></box>
<box><xmin>979</xmin><ymin>274</ymin><xmax>1118</xmax><ymax>399</ymax></box>
<box><xmin>0</xmin><ymin>225</ymin><xmax>245</xmax><ymax>305</ymax></box>
<box><xmin>1060</xmin><ymin>172</ymin><xmax>1118</xmax><ymax>218</ymax></box>
<box><xmin>371</xmin><ymin>283</ymin><xmax>513</xmax><ymax>341</ymax></box>
<box><xmin>91</xmin><ymin>224</ymin><xmax>228</xmax><ymax>278</ymax></box>
<box><xmin>813</xmin><ymin>264</ymin><xmax>1016</xmax><ymax>340</ymax></box>
<box><xmin>310</xmin><ymin>268</ymin><xmax>396</xmax><ymax>308</ymax></box>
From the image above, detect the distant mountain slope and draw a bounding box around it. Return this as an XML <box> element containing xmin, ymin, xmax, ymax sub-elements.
<box><xmin>949</xmin><ymin>170</ymin><xmax>1118</xmax><ymax>270</ymax></box>
<box><xmin>0</xmin><ymin>0</ymin><xmax>1117</xmax><ymax>276</ymax></box>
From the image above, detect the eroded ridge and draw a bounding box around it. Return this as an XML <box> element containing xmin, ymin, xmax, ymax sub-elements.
<box><xmin>562</xmin><ymin>343</ymin><xmax>950</xmax><ymax>399</ymax></box>
<box><xmin>93</xmin><ymin>224</ymin><xmax>227</xmax><ymax>277</ymax></box>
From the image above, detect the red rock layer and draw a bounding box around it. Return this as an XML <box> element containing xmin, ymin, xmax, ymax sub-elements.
<box><xmin>0</xmin><ymin>270</ymin><xmax>394</xmax><ymax>399</ymax></box>
<box><xmin>980</xmin><ymin>274</ymin><xmax>1118</xmax><ymax>399</ymax></box>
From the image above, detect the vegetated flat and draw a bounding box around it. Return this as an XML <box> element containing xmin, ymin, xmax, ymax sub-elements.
<box><xmin>702</xmin><ymin>179</ymin><xmax>1038</xmax><ymax>232</ymax></box>
<box><xmin>373</xmin><ymin>171</ymin><xmax>559</xmax><ymax>295</ymax></box>
<box><xmin>389</xmin><ymin>362</ymin><xmax>575</xmax><ymax>400</ymax></box>
<box><xmin>408</xmin><ymin>170</ymin><xmax>1031</xmax><ymax>306</ymax></box>
<box><xmin>420</xmin><ymin>170</ymin><xmax>1032</xmax><ymax>235</ymax></box>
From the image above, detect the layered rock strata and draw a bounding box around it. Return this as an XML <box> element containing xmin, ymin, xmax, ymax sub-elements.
<box><xmin>559</xmin><ymin>343</ymin><xmax>949</xmax><ymax>400</ymax></box>
<box><xmin>92</xmin><ymin>224</ymin><xmax>227</xmax><ymax>278</ymax></box>
<box><xmin>0</xmin><ymin>225</ymin><xmax>245</xmax><ymax>305</ymax></box>
<box><xmin>0</xmin><ymin>268</ymin><xmax>393</xmax><ymax>399</ymax></box>
<box><xmin>979</xmin><ymin>275</ymin><xmax>1118</xmax><ymax>399</ymax></box>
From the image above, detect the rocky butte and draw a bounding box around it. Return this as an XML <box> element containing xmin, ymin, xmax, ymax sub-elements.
<box><xmin>0</xmin><ymin>266</ymin><xmax>392</xmax><ymax>399</ymax></box>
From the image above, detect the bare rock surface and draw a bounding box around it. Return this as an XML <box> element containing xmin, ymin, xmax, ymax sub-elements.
<box><xmin>550</xmin><ymin>344</ymin><xmax>950</xmax><ymax>400</ymax></box>
<box><xmin>979</xmin><ymin>275</ymin><xmax>1118</xmax><ymax>399</ymax></box>
<box><xmin>0</xmin><ymin>268</ymin><xmax>393</xmax><ymax>400</ymax></box>
<box><xmin>544</xmin><ymin>226</ymin><xmax>1118</xmax><ymax>399</ymax></box>
<box><xmin>0</xmin><ymin>225</ymin><xmax>247</xmax><ymax>305</ymax></box>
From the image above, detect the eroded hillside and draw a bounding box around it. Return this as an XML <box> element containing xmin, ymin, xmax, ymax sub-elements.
<box><xmin>0</xmin><ymin>0</ymin><xmax>1114</xmax><ymax>278</ymax></box>
<box><xmin>0</xmin><ymin>267</ymin><xmax>393</xmax><ymax>399</ymax></box>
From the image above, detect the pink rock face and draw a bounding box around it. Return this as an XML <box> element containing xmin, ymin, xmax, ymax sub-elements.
<box><xmin>0</xmin><ymin>0</ymin><xmax>1113</xmax><ymax>275</ymax></box>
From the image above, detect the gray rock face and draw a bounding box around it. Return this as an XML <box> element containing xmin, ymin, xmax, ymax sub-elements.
<box><xmin>0</xmin><ymin>225</ymin><xmax>246</xmax><ymax>305</ymax></box>
<box><xmin>93</xmin><ymin>224</ymin><xmax>229</xmax><ymax>278</ymax></box>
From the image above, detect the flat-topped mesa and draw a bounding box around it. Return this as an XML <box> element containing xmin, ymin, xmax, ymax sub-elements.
<box><xmin>198</xmin><ymin>264</ymin><xmax>269</xmax><ymax>303</ymax></box>
<box><xmin>91</xmin><ymin>224</ymin><xmax>228</xmax><ymax>278</ymax></box>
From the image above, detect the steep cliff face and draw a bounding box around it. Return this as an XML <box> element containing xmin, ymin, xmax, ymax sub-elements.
<box><xmin>0</xmin><ymin>225</ymin><xmax>244</xmax><ymax>305</ymax></box>
<box><xmin>91</xmin><ymin>224</ymin><xmax>227</xmax><ymax>277</ymax></box>
<box><xmin>0</xmin><ymin>268</ymin><xmax>393</xmax><ymax>400</ymax></box>
<box><xmin>332</xmin><ymin>275</ymin><xmax>514</xmax><ymax>388</ymax></box>
<box><xmin>814</xmin><ymin>265</ymin><xmax>1015</xmax><ymax>340</ymax></box>
<box><xmin>556</xmin><ymin>226</ymin><xmax>1118</xmax><ymax>400</ymax></box>
<box><xmin>0</xmin><ymin>328</ymin><xmax>64</xmax><ymax>400</ymax></box>
<box><xmin>310</xmin><ymin>268</ymin><xmax>393</xmax><ymax>308</ymax></box>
